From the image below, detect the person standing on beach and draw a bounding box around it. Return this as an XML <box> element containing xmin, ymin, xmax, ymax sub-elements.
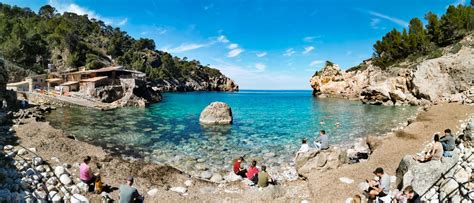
<box><xmin>119</xmin><ymin>176</ymin><xmax>143</xmax><ymax>203</ymax></box>
<box><xmin>440</xmin><ymin>129</ymin><xmax>455</xmax><ymax>157</ymax></box>
<box><xmin>314</xmin><ymin>130</ymin><xmax>329</xmax><ymax>150</ymax></box>
<box><xmin>233</xmin><ymin>156</ymin><xmax>247</xmax><ymax>178</ymax></box>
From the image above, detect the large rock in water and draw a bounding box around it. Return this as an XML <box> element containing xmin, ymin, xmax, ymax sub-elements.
<box><xmin>199</xmin><ymin>102</ymin><xmax>233</xmax><ymax>125</ymax></box>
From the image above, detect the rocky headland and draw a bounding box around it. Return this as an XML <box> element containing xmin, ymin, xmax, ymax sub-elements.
<box><xmin>310</xmin><ymin>34</ymin><xmax>474</xmax><ymax>106</ymax></box>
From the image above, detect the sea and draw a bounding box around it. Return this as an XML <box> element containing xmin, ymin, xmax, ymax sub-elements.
<box><xmin>46</xmin><ymin>90</ymin><xmax>417</xmax><ymax>178</ymax></box>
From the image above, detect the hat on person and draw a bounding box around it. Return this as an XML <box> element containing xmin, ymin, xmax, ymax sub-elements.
<box><xmin>127</xmin><ymin>176</ymin><xmax>134</xmax><ymax>182</ymax></box>
<box><xmin>373</xmin><ymin>167</ymin><xmax>384</xmax><ymax>174</ymax></box>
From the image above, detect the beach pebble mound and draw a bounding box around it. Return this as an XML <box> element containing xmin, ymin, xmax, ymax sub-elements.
<box><xmin>199</xmin><ymin>102</ymin><xmax>233</xmax><ymax>125</ymax></box>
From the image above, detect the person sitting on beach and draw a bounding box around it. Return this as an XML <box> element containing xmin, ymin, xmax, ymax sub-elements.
<box><xmin>294</xmin><ymin>139</ymin><xmax>310</xmax><ymax>161</ymax></box>
<box><xmin>80</xmin><ymin>156</ymin><xmax>96</xmax><ymax>187</ymax></box>
<box><xmin>367</xmin><ymin>167</ymin><xmax>390</xmax><ymax>199</ymax></box>
<box><xmin>257</xmin><ymin>165</ymin><xmax>275</xmax><ymax>188</ymax></box>
<box><xmin>314</xmin><ymin>130</ymin><xmax>329</xmax><ymax>150</ymax></box>
<box><xmin>1</xmin><ymin>98</ymin><xmax>7</xmax><ymax>109</ymax></box>
<box><xmin>403</xmin><ymin>185</ymin><xmax>421</xmax><ymax>203</ymax></box>
<box><xmin>119</xmin><ymin>176</ymin><xmax>143</xmax><ymax>203</ymax></box>
<box><xmin>246</xmin><ymin>160</ymin><xmax>260</xmax><ymax>183</ymax></box>
<box><xmin>456</xmin><ymin>135</ymin><xmax>465</xmax><ymax>154</ymax></box>
<box><xmin>233</xmin><ymin>156</ymin><xmax>247</xmax><ymax>178</ymax></box>
<box><xmin>413</xmin><ymin>134</ymin><xmax>443</xmax><ymax>162</ymax></box>
<box><xmin>440</xmin><ymin>129</ymin><xmax>455</xmax><ymax>157</ymax></box>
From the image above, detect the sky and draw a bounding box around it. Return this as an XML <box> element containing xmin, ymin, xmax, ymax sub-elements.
<box><xmin>1</xmin><ymin>0</ymin><xmax>469</xmax><ymax>89</ymax></box>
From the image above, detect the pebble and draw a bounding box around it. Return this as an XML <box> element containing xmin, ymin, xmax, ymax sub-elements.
<box><xmin>147</xmin><ymin>188</ymin><xmax>159</xmax><ymax>196</ymax></box>
<box><xmin>184</xmin><ymin>180</ymin><xmax>193</xmax><ymax>187</ymax></box>
<box><xmin>210</xmin><ymin>173</ymin><xmax>223</xmax><ymax>182</ymax></box>
<box><xmin>170</xmin><ymin>187</ymin><xmax>187</xmax><ymax>194</ymax></box>
<box><xmin>54</xmin><ymin>166</ymin><xmax>67</xmax><ymax>177</ymax></box>
<box><xmin>59</xmin><ymin>174</ymin><xmax>72</xmax><ymax>186</ymax></box>
<box><xmin>18</xmin><ymin>149</ymin><xmax>27</xmax><ymax>156</ymax></box>
<box><xmin>200</xmin><ymin>171</ymin><xmax>213</xmax><ymax>179</ymax></box>
<box><xmin>339</xmin><ymin>177</ymin><xmax>354</xmax><ymax>184</ymax></box>
<box><xmin>4</xmin><ymin>145</ymin><xmax>13</xmax><ymax>150</ymax></box>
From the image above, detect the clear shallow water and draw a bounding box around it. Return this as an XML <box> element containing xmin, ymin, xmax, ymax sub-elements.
<box><xmin>46</xmin><ymin>90</ymin><xmax>417</xmax><ymax>177</ymax></box>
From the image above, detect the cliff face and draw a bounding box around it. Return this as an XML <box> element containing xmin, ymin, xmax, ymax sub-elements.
<box><xmin>157</xmin><ymin>75</ymin><xmax>239</xmax><ymax>92</ymax></box>
<box><xmin>310</xmin><ymin>35</ymin><xmax>474</xmax><ymax>105</ymax></box>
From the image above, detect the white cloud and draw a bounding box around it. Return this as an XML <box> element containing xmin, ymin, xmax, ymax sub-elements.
<box><xmin>254</xmin><ymin>63</ymin><xmax>266</xmax><ymax>72</ymax></box>
<box><xmin>140</xmin><ymin>26</ymin><xmax>167</xmax><ymax>36</ymax></box>
<box><xmin>48</xmin><ymin>0</ymin><xmax>127</xmax><ymax>26</ymax></box>
<box><xmin>217</xmin><ymin>35</ymin><xmax>229</xmax><ymax>43</ymax></box>
<box><xmin>310</xmin><ymin>60</ymin><xmax>324</xmax><ymax>66</ymax></box>
<box><xmin>166</xmin><ymin>42</ymin><xmax>212</xmax><ymax>53</ymax></box>
<box><xmin>284</xmin><ymin>48</ymin><xmax>295</xmax><ymax>56</ymax></box>
<box><xmin>256</xmin><ymin>52</ymin><xmax>267</xmax><ymax>57</ymax></box>
<box><xmin>368</xmin><ymin>11</ymin><xmax>409</xmax><ymax>27</ymax></box>
<box><xmin>228</xmin><ymin>43</ymin><xmax>239</xmax><ymax>49</ymax></box>
<box><xmin>227</xmin><ymin>48</ymin><xmax>243</xmax><ymax>58</ymax></box>
<box><xmin>302</xmin><ymin>46</ymin><xmax>315</xmax><ymax>54</ymax></box>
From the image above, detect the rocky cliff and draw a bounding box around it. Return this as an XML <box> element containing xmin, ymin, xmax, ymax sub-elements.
<box><xmin>157</xmin><ymin>75</ymin><xmax>238</xmax><ymax>92</ymax></box>
<box><xmin>310</xmin><ymin>35</ymin><xmax>474</xmax><ymax>105</ymax></box>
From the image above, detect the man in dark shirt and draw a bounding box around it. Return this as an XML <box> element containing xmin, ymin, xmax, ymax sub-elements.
<box><xmin>403</xmin><ymin>185</ymin><xmax>421</xmax><ymax>203</ymax></box>
<box><xmin>440</xmin><ymin>129</ymin><xmax>455</xmax><ymax>157</ymax></box>
<box><xmin>232</xmin><ymin>156</ymin><xmax>247</xmax><ymax>178</ymax></box>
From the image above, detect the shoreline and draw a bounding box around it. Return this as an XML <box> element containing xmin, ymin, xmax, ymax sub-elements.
<box><xmin>1</xmin><ymin>102</ymin><xmax>472</xmax><ymax>202</ymax></box>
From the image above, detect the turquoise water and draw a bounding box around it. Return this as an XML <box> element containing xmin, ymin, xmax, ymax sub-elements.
<box><xmin>46</xmin><ymin>90</ymin><xmax>417</xmax><ymax>177</ymax></box>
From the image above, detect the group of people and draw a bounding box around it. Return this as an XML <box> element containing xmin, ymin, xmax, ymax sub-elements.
<box><xmin>362</xmin><ymin>167</ymin><xmax>421</xmax><ymax>203</ymax></box>
<box><xmin>79</xmin><ymin>156</ymin><xmax>143</xmax><ymax>203</ymax></box>
<box><xmin>233</xmin><ymin>157</ymin><xmax>275</xmax><ymax>188</ymax></box>
<box><xmin>413</xmin><ymin>129</ymin><xmax>459</xmax><ymax>162</ymax></box>
<box><xmin>294</xmin><ymin>130</ymin><xmax>330</xmax><ymax>160</ymax></box>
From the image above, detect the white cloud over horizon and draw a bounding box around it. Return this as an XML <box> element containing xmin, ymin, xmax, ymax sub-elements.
<box><xmin>211</xmin><ymin>59</ymin><xmax>310</xmax><ymax>90</ymax></box>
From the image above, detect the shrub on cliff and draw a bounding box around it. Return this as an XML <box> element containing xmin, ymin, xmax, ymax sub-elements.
<box><xmin>373</xmin><ymin>4</ymin><xmax>474</xmax><ymax>68</ymax></box>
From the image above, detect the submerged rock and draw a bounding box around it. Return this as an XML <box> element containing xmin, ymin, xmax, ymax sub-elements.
<box><xmin>199</xmin><ymin>102</ymin><xmax>233</xmax><ymax>125</ymax></box>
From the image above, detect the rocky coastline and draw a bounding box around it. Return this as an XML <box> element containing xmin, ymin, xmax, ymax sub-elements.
<box><xmin>310</xmin><ymin>34</ymin><xmax>474</xmax><ymax>106</ymax></box>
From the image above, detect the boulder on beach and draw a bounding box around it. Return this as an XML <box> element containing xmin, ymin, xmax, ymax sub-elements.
<box><xmin>199</xmin><ymin>102</ymin><xmax>233</xmax><ymax>125</ymax></box>
<box><xmin>395</xmin><ymin>151</ymin><xmax>459</xmax><ymax>195</ymax></box>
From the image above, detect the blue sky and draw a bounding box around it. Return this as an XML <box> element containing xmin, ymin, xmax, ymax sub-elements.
<box><xmin>1</xmin><ymin>0</ymin><xmax>468</xmax><ymax>89</ymax></box>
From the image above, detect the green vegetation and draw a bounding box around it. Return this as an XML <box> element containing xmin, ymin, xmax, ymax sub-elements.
<box><xmin>0</xmin><ymin>3</ymin><xmax>226</xmax><ymax>83</ymax></box>
<box><xmin>373</xmin><ymin>4</ymin><xmax>474</xmax><ymax>68</ymax></box>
